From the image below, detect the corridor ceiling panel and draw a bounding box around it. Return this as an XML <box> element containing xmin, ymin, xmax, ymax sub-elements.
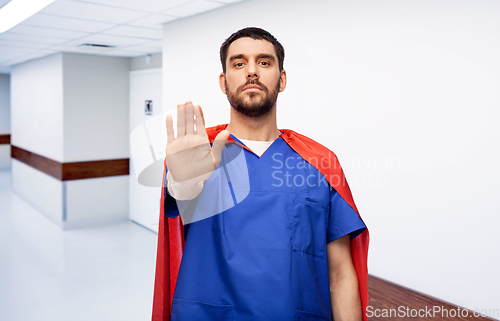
<box><xmin>0</xmin><ymin>0</ymin><xmax>246</xmax><ymax>73</ymax></box>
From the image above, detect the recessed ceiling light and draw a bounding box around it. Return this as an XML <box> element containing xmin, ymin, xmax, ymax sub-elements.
<box><xmin>0</xmin><ymin>0</ymin><xmax>57</xmax><ymax>34</ymax></box>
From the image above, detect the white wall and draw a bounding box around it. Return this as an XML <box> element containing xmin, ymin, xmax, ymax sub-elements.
<box><xmin>12</xmin><ymin>159</ymin><xmax>63</xmax><ymax>225</ymax></box>
<box><xmin>162</xmin><ymin>0</ymin><xmax>500</xmax><ymax>314</ymax></box>
<box><xmin>11</xmin><ymin>54</ymin><xmax>64</xmax><ymax>161</ymax></box>
<box><xmin>65</xmin><ymin>176</ymin><xmax>129</xmax><ymax>228</ymax></box>
<box><xmin>130</xmin><ymin>53</ymin><xmax>162</xmax><ymax>71</ymax></box>
<box><xmin>0</xmin><ymin>73</ymin><xmax>10</xmax><ymax>134</ymax></box>
<box><xmin>63</xmin><ymin>53</ymin><xmax>130</xmax><ymax>162</ymax></box>
<box><xmin>11</xmin><ymin>53</ymin><xmax>130</xmax><ymax>229</ymax></box>
<box><xmin>62</xmin><ymin>53</ymin><xmax>130</xmax><ymax>227</ymax></box>
<box><xmin>0</xmin><ymin>73</ymin><xmax>10</xmax><ymax>170</ymax></box>
<box><xmin>0</xmin><ymin>145</ymin><xmax>9</xmax><ymax>170</ymax></box>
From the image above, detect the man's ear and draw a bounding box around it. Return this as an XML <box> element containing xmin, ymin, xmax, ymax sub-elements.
<box><xmin>219</xmin><ymin>72</ymin><xmax>226</xmax><ymax>94</ymax></box>
<box><xmin>279</xmin><ymin>69</ymin><xmax>287</xmax><ymax>92</ymax></box>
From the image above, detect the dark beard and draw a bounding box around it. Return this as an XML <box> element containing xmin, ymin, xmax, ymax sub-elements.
<box><xmin>226</xmin><ymin>78</ymin><xmax>280</xmax><ymax>118</ymax></box>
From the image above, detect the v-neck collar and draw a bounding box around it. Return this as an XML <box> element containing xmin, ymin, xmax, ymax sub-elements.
<box><xmin>229</xmin><ymin>133</ymin><xmax>284</xmax><ymax>159</ymax></box>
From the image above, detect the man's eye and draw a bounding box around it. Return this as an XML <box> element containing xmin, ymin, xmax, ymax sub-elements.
<box><xmin>235</xmin><ymin>62</ymin><xmax>244</xmax><ymax>67</ymax></box>
<box><xmin>260</xmin><ymin>61</ymin><xmax>270</xmax><ymax>66</ymax></box>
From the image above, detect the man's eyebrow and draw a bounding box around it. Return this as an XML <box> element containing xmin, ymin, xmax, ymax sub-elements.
<box><xmin>228</xmin><ymin>54</ymin><xmax>245</xmax><ymax>62</ymax></box>
<box><xmin>256</xmin><ymin>54</ymin><xmax>276</xmax><ymax>61</ymax></box>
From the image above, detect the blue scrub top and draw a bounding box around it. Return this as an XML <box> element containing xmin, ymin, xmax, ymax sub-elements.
<box><xmin>164</xmin><ymin>136</ymin><xmax>366</xmax><ymax>321</ymax></box>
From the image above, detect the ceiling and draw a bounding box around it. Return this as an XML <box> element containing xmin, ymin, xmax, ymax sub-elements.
<box><xmin>0</xmin><ymin>0</ymin><xmax>245</xmax><ymax>73</ymax></box>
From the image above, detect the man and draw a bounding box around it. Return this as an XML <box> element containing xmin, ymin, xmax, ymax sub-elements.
<box><xmin>152</xmin><ymin>27</ymin><xmax>369</xmax><ymax>321</ymax></box>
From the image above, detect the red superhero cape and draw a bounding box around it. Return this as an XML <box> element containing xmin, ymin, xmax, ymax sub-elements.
<box><xmin>152</xmin><ymin>124</ymin><xmax>370</xmax><ymax>321</ymax></box>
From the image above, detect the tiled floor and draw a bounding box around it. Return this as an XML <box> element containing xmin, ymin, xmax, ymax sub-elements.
<box><xmin>0</xmin><ymin>171</ymin><xmax>159</xmax><ymax>321</ymax></box>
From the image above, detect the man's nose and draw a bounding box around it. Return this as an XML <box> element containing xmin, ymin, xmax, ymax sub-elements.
<box><xmin>247</xmin><ymin>62</ymin><xmax>258</xmax><ymax>79</ymax></box>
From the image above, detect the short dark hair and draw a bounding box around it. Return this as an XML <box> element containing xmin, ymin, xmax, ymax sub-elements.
<box><xmin>220</xmin><ymin>27</ymin><xmax>285</xmax><ymax>73</ymax></box>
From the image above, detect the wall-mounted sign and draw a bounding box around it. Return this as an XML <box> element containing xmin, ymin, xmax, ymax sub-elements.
<box><xmin>145</xmin><ymin>100</ymin><xmax>153</xmax><ymax>115</ymax></box>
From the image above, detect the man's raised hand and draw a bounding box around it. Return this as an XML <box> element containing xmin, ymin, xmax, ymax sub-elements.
<box><xmin>165</xmin><ymin>102</ymin><xmax>230</xmax><ymax>184</ymax></box>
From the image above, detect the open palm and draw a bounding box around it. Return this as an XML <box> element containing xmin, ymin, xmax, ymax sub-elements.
<box><xmin>165</xmin><ymin>102</ymin><xmax>229</xmax><ymax>184</ymax></box>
